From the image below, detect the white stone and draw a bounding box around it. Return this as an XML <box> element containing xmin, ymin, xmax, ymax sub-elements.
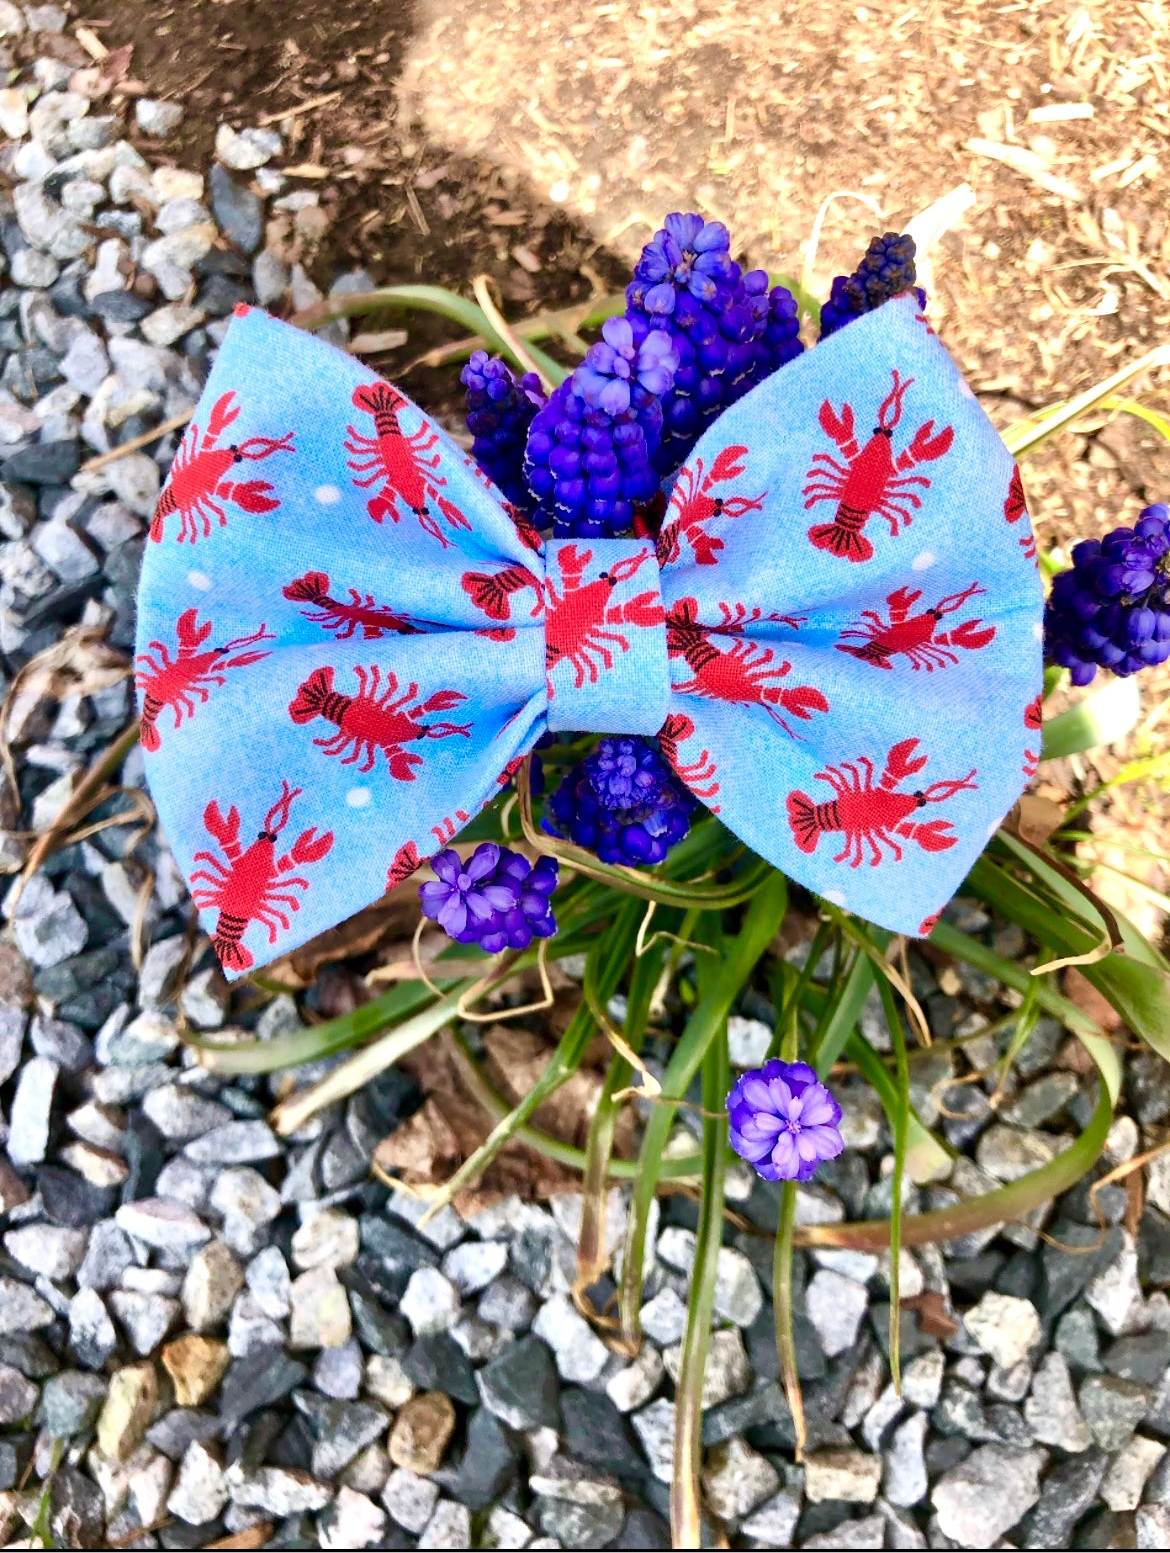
<box><xmin>291</xmin><ymin>1207</ymin><xmax>359</xmax><ymax>1271</ymax></box>
<box><xmin>167</xmin><ymin>1441</ymin><xmax>228</xmax><ymax>1525</ymax></box>
<box><xmin>1085</xmin><ymin>1232</ymin><xmax>1146</xmax><ymax>1336</ymax></box>
<box><xmin>116</xmin><ymin>1199</ymin><xmax>211</xmax><ymax>1252</ymax></box>
<box><xmin>806</xmin><ymin>1268</ymin><xmax>869</xmax><ymax>1357</ymax></box>
<box><xmin>640</xmin><ymin>1286</ymin><xmax>688</xmax><ymax>1346</ymax></box>
<box><xmin>381</xmin><ymin>1468</ymin><xmax>438</xmax><ymax>1533</ymax></box>
<box><xmin>727</xmin><ymin>1015</ymin><xmax>771</xmax><ymax>1067</ymax></box>
<box><xmin>1100</xmin><ymin>1434</ymin><xmax>1165</xmax><ymax>1512</ymax></box>
<box><xmin>606</xmin><ymin>1345</ymin><xmax>664</xmax><ymax>1413</ymax></box>
<box><xmin>701</xmin><ymin>1436</ymin><xmax>780</xmax><ymax>1521</ymax></box>
<box><xmin>963</xmin><ymin>1291</ymin><xmax>1041</xmax><ymax>1369</ymax></box>
<box><xmin>321</xmin><ymin>1485</ymin><xmax>386</xmax><ymax>1549</ymax></box>
<box><xmin>804</xmin><ymin>1448</ymin><xmax>883</xmax><ymax>1504</ymax></box>
<box><xmin>532</xmin><ymin>1293</ymin><xmax>609</xmax><ymax>1383</ymax></box>
<box><xmin>714</xmin><ymin>1246</ymin><xmax>763</xmax><ymax>1327</ymax></box>
<box><xmin>399</xmin><ymin>1266</ymin><xmax>461</xmax><ymax>1338</ymax></box>
<box><xmin>663</xmin><ymin>1326</ymin><xmax>751</xmax><ymax>1409</ymax></box>
<box><xmin>215</xmin><ymin>123</ymin><xmax>282</xmax><ymax>170</ymax></box>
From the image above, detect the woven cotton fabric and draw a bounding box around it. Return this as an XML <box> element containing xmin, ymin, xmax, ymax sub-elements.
<box><xmin>136</xmin><ymin>298</ymin><xmax>1042</xmax><ymax>974</ymax></box>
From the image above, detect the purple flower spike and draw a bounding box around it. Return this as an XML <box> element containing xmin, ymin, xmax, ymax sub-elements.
<box><xmin>574</xmin><ymin>319</ymin><xmax>678</xmax><ymax>416</ymax></box>
<box><xmin>727</xmin><ymin>1059</ymin><xmax>844</xmax><ymax>1183</ymax></box>
<box><xmin>1044</xmin><ymin>502</ymin><xmax>1170</xmax><ymax>684</ymax></box>
<box><xmin>420</xmin><ymin>842</ymin><xmax>558</xmax><ymax>952</ymax></box>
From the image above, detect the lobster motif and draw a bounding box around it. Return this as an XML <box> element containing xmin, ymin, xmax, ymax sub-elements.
<box><xmin>135</xmin><ymin>608</ymin><xmax>274</xmax><ymax>752</ymax></box>
<box><xmin>786</xmin><ymin>737</ymin><xmax>977</xmax><ymax>867</ymax></box>
<box><xmin>544</xmin><ymin>544</ymin><xmax>665</xmax><ymax>693</ymax></box>
<box><xmin>1024</xmin><ymin>693</ymin><xmax>1042</xmax><ymax>778</ymax></box>
<box><xmin>802</xmin><ymin>370</ymin><xmax>954</xmax><ymax>562</ymax></box>
<box><xmin>836</xmin><ymin>582</ymin><xmax>995</xmax><ymax>671</ymax></box>
<box><xmin>386</xmin><ymin>840</ymin><xmax>422</xmax><ymax>891</ymax></box>
<box><xmin>288</xmin><ymin>664</ymin><xmax>470</xmax><ymax>780</ymax></box>
<box><xmin>461</xmin><ymin>561</ymin><xmax>541</xmax><ymax>640</ymax></box>
<box><xmin>150</xmin><ymin>391</ymin><xmax>294</xmax><ymax>545</ymax></box>
<box><xmin>665</xmin><ymin>597</ymin><xmax>829</xmax><ymax>739</ymax></box>
<box><xmin>431</xmin><ymin>811</ymin><xmax>470</xmax><ymax>846</ymax></box>
<box><xmin>657</xmin><ymin>712</ymin><xmax>721</xmax><ymax>805</ymax></box>
<box><xmin>189</xmin><ymin>780</ymin><xmax>333</xmax><ymax>970</ymax></box>
<box><xmin>657</xmin><ymin>446</ymin><xmax>767</xmax><ymax>566</ymax></box>
<box><xmin>345</xmin><ymin>383</ymin><xmax>471</xmax><ymax>546</ymax></box>
<box><xmin>283</xmin><ymin>570</ymin><xmax>425</xmax><ymax>640</ymax></box>
<box><xmin>1004</xmin><ymin>465</ymin><xmax>1036</xmax><ymax>559</ymax></box>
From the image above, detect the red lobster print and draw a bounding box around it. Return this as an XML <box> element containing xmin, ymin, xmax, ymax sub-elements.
<box><xmin>190</xmin><ymin>780</ymin><xmax>333</xmax><ymax>971</ymax></box>
<box><xmin>135</xmin><ymin>608</ymin><xmax>273</xmax><ymax>752</ymax></box>
<box><xmin>544</xmin><ymin>545</ymin><xmax>665</xmax><ymax>692</ymax></box>
<box><xmin>283</xmin><ymin>570</ymin><xmax>424</xmax><ymax>640</ymax></box>
<box><xmin>150</xmin><ymin>391</ymin><xmax>293</xmax><ymax>544</ymax></box>
<box><xmin>657</xmin><ymin>446</ymin><xmax>766</xmax><ymax>567</ymax></box>
<box><xmin>461</xmin><ymin>561</ymin><xmax>541</xmax><ymax>641</ymax></box>
<box><xmin>665</xmin><ymin>598</ymin><xmax>829</xmax><ymax>739</ymax></box>
<box><xmin>1023</xmin><ymin>693</ymin><xmax>1042</xmax><ymax>778</ymax></box>
<box><xmin>803</xmin><ymin>370</ymin><xmax>954</xmax><ymax>562</ymax></box>
<box><xmin>386</xmin><ymin>841</ymin><xmax>422</xmax><ymax>891</ymax></box>
<box><xmin>786</xmin><ymin>737</ymin><xmax>977</xmax><ymax>867</ymax></box>
<box><xmin>288</xmin><ymin>664</ymin><xmax>470</xmax><ymax>780</ymax></box>
<box><xmin>345</xmin><ymin>384</ymin><xmax>471</xmax><ymax>547</ymax></box>
<box><xmin>836</xmin><ymin>582</ymin><xmax>995</xmax><ymax>671</ymax></box>
<box><xmin>1004</xmin><ymin>465</ymin><xmax>1036</xmax><ymax>560</ymax></box>
<box><xmin>657</xmin><ymin>712</ymin><xmax>720</xmax><ymax>805</ymax></box>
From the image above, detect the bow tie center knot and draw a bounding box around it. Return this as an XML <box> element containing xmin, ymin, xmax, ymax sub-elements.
<box><xmin>543</xmin><ymin>537</ymin><xmax>671</xmax><ymax>736</ymax></box>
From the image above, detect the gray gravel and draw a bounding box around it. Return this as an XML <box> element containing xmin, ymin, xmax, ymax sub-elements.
<box><xmin>2</xmin><ymin>8</ymin><xmax>1170</xmax><ymax>1550</ymax></box>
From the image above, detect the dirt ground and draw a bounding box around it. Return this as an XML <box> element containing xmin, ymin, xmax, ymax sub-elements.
<box><xmin>81</xmin><ymin>0</ymin><xmax>1170</xmax><ymax>933</ymax></box>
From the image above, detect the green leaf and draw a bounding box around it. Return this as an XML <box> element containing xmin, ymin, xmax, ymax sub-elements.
<box><xmin>1040</xmin><ymin>675</ymin><xmax>1142</xmax><ymax>760</ymax></box>
<box><xmin>670</xmin><ymin>1027</ymin><xmax>729</xmax><ymax>1546</ymax></box>
<box><xmin>619</xmin><ymin>874</ymin><xmax>788</xmax><ymax>1342</ymax></box>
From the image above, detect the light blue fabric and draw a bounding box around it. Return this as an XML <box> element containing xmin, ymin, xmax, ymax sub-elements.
<box><xmin>136</xmin><ymin>299</ymin><xmax>1043</xmax><ymax>975</ymax></box>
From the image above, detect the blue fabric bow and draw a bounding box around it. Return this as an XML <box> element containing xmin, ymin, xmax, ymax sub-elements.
<box><xmin>135</xmin><ymin>298</ymin><xmax>1043</xmax><ymax>975</ymax></box>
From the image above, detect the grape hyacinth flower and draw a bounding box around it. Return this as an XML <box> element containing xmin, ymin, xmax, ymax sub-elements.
<box><xmin>544</xmin><ymin>735</ymin><xmax>696</xmax><ymax>866</ymax></box>
<box><xmin>523</xmin><ymin>370</ymin><xmax>669</xmax><ymax>539</ymax></box>
<box><xmin>728</xmin><ymin>1060</ymin><xmax>844</xmax><ymax>1182</ymax></box>
<box><xmin>625</xmin><ymin>213</ymin><xmax>762</xmax><ymax>471</ymax></box>
<box><xmin>461</xmin><ymin>352</ymin><xmax>545</xmax><ymax>511</ymax></box>
<box><xmin>573</xmin><ymin>317</ymin><xmax>678</xmax><ymax>416</ymax></box>
<box><xmin>819</xmin><ymin>231</ymin><xmax>925</xmax><ymax>339</ymax></box>
<box><xmin>741</xmin><ymin>271</ymin><xmax>805</xmax><ymax>391</ymax></box>
<box><xmin>1044</xmin><ymin>504</ymin><xmax>1170</xmax><ymax>684</ymax></box>
<box><xmin>420</xmin><ymin>842</ymin><xmax>558</xmax><ymax>954</ymax></box>
<box><xmin>634</xmin><ymin>212</ymin><xmax>739</xmax><ymax>310</ymax></box>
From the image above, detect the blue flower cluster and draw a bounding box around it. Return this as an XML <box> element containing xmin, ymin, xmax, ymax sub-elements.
<box><xmin>523</xmin><ymin>320</ymin><xmax>678</xmax><ymax>538</ymax></box>
<box><xmin>819</xmin><ymin>231</ymin><xmax>924</xmax><ymax>339</ymax></box>
<box><xmin>625</xmin><ymin>214</ymin><xmax>803</xmax><ymax>472</ymax></box>
<box><xmin>544</xmin><ymin>735</ymin><xmax>696</xmax><ymax>866</ymax></box>
<box><xmin>460</xmin><ymin>352</ymin><xmax>545</xmax><ymax>509</ymax></box>
<box><xmin>1044</xmin><ymin>504</ymin><xmax>1170</xmax><ymax>684</ymax></box>
<box><xmin>419</xmin><ymin>842</ymin><xmax>558</xmax><ymax>954</ymax></box>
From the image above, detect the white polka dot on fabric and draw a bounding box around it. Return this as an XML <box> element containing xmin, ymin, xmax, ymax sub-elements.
<box><xmin>187</xmin><ymin>571</ymin><xmax>212</xmax><ymax>591</ymax></box>
<box><xmin>823</xmin><ymin>889</ymin><xmax>847</xmax><ymax>907</ymax></box>
<box><xmin>314</xmin><ymin>484</ymin><xmax>342</xmax><ymax>506</ymax></box>
<box><xmin>910</xmin><ymin>551</ymin><xmax>936</xmax><ymax>572</ymax></box>
<box><xmin>1032</xmin><ymin>620</ymin><xmax>1044</xmax><ymax>640</ymax></box>
<box><xmin>346</xmin><ymin>787</ymin><xmax>372</xmax><ymax>808</ymax></box>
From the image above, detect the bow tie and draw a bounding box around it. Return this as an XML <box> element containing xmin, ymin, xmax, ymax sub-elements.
<box><xmin>135</xmin><ymin>298</ymin><xmax>1043</xmax><ymax>976</ymax></box>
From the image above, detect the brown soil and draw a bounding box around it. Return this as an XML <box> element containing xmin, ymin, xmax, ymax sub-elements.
<box><xmin>82</xmin><ymin>0</ymin><xmax>1170</xmax><ymax>932</ymax></box>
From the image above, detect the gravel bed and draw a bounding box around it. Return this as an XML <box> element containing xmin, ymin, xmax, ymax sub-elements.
<box><xmin>2</xmin><ymin>7</ymin><xmax>1170</xmax><ymax>1549</ymax></box>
